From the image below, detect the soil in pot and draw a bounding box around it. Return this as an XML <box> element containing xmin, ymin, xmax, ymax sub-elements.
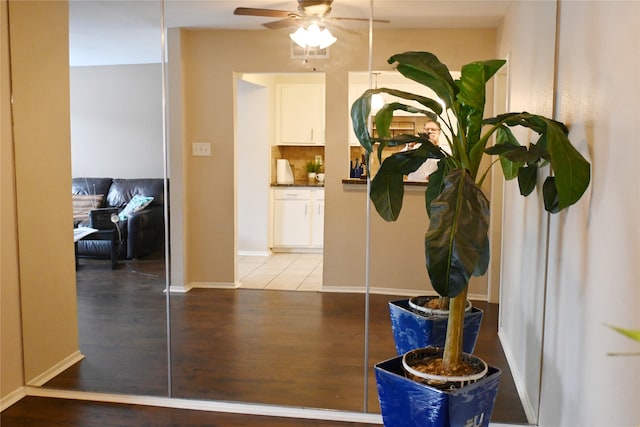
<box><xmin>408</xmin><ymin>295</ymin><xmax>472</xmax><ymax>317</ymax></box>
<box><xmin>402</xmin><ymin>347</ymin><xmax>487</xmax><ymax>390</ymax></box>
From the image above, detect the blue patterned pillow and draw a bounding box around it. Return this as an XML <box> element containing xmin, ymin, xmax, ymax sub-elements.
<box><xmin>119</xmin><ymin>195</ymin><xmax>154</xmax><ymax>221</ymax></box>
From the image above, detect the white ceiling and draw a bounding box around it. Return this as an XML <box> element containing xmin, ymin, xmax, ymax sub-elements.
<box><xmin>69</xmin><ymin>0</ymin><xmax>513</xmax><ymax>66</ymax></box>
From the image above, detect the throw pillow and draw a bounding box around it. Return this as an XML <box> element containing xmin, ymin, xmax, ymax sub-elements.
<box><xmin>72</xmin><ymin>194</ymin><xmax>104</xmax><ymax>223</ymax></box>
<box><xmin>119</xmin><ymin>195</ymin><xmax>154</xmax><ymax>221</ymax></box>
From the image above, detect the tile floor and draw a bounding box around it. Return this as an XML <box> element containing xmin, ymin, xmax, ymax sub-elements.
<box><xmin>237</xmin><ymin>253</ymin><xmax>323</xmax><ymax>291</ymax></box>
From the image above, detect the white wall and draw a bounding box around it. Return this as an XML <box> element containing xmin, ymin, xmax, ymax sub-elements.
<box><xmin>497</xmin><ymin>1</ymin><xmax>557</xmax><ymax>422</ymax></box>
<box><xmin>541</xmin><ymin>1</ymin><xmax>640</xmax><ymax>425</ymax></box>
<box><xmin>499</xmin><ymin>1</ymin><xmax>640</xmax><ymax>426</ymax></box>
<box><xmin>70</xmin><ymin>64</ymin><xmax>163</xmax><ymax>178</ymax></box>
<box><xmin>237</xmin><ymin>78</ymin><xmax>271</xmax><ymax>255</ymax></box>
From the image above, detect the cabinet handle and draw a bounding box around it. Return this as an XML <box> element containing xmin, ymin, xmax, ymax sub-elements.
<box><xmin>305</xmin><ymin>204</ymin><xmax>308</xmax><ymax>215</ymax></box>
<box><xmin>310</xmin><ymin>129</ymin><xmax>314</xmax><ymax>141</ymax></box>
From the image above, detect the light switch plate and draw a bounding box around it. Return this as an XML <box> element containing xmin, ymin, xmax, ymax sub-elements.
<box><xmin>192</xmin><ymin>142</ymin><xmax>211</xmax><ymax>156</ymax></box>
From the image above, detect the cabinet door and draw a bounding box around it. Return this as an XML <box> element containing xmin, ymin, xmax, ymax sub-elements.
<box><xmin>273</xmin><ymin>198</ymin><xmax>311</xmax><ymax>247</ymax></box>
<box><xmin>278</xmin><ymin>84</ymin><xmax>324</xmax><ymax>145</ymax></box>
<box><xmin>310</xmin><ymin>197</ymin><xmax>324</xmax><ymax>247</ymax></box>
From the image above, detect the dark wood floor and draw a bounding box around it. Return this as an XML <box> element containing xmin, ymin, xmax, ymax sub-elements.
<box><xmin>10</xmin><ymin>253</ymin><xmax>527</xmax><ymax>424</ymax></box>
<box><xmin>0</xmin><ymin>397</ymin><xmax>380</xmax><ymax>427</ymax></box>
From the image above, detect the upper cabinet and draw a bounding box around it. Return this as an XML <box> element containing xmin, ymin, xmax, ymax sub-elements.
<box><xmin>276</xmin><ymin>83</ymin><xmax>325</xmax><ymax>145</ymax></box>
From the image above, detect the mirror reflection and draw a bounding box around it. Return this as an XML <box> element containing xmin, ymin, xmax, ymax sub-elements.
<box><xmin>45</xmin><ymin>0</ymin><xmax>169</xmax><ymax>396</ymax></box>
<box><xmin>25</xmin><ymin>1</ymin><xmax>554</xmax><ymax>425</ymax></box>
<box><xmin>163</xmin><ymin>9</ymin><xmax>374</xmax><ymax>410</ymax></box>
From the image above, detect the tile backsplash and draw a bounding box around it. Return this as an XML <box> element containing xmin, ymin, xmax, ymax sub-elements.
<box><xmin>272</xmin><ymin>146</ymin><xmax>325</xmax><ymax>182</ymax></box>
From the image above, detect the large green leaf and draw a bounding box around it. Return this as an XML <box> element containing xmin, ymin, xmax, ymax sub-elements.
<box><xmin>388</xmin><ymin>52</ymin><xmax>458</xmax><ymax>108</ymax></box>
<box><xmin>425</xmin><ymin>160</ymin><xmax>448</xmax><ymax>217</ymax></box>
<box><xmin>375</xmin><ymin>88</ymin><xmax>444</xmax><ymax>115</ymax></box>
<box><xmin>543</xmin><ymin>176</ymin><xmax>560</xmax><ymax>213</ymax></box>
<box><xmin>545</xmin><ymin>120</ymin><xmax>591</xmax><ymax>210</ymax></box>
<box><xmin>351</xmin><ymin>92</ymin><xmax>373</xmax><ymax>152</ymax></box>
<box><xmin>473</xmin><ymin>233</ymin><xmax>490</xmax><ymax>277</ymax></box>
<box><xmin>458</xmin><ymin>61</ymin><xmax>504</xmax><ymax>119</ymax></box>
<box><xmin>494</xmin><ymin>125</ymin><xmax>523</xmax><ymax>180</ymax></box>
<box><xmin>370</xmin><ymin>170</ymin><xmax>406</xmax><ymax>221</ymax></box>
<box><xmin>459</xmin><ymin>59</ymin><xmax>506</xmax><ymax>174</ymax></box>
<box><xmin>485</xmin><ymin>112</ymin><xmax>559</xmax><ymax>134</ymax></box>
<box><xmin>425</xmin><ymin>169</ymin><xmax>490</xmax><ymax>297</ymax></box>
<box><xmin>487</xmin><ymin>142</ymin><xmax>548</xmax><ymax>164</ymax></box>
<box><xmin>371</xmin><ymin>143</ymin><xmax>446</xmax><ymax>221</ymax></box>
<box><xmin>518</xmin><ymin>165</ymin><xmax>538</xmax><ymax>196</ymax></box>
<box><xmin>606</xmin><ymin>325</ymin><xmax>640</xmax><ymax>343</ymax></box>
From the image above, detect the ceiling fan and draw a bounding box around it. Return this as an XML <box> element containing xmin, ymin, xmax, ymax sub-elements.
<box><xmin>234</xmin><ymin>0</ymin><xmax>388</xmax><ymax>30</ymax></box>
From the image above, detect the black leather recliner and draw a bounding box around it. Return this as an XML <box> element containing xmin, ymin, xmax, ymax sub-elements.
<box><xmin>72</xmin><ymin>177</ymin><xmax>167</xmax><ymax>259</ymax></box>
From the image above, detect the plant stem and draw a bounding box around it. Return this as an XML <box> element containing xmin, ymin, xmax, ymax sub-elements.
<box><xmin>442</xmin><ymin>287</ymin><xmax>468</xmax><ymax>371</ymax></box>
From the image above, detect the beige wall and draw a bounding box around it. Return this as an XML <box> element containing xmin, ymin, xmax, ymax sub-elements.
<box><xmin>178</xmin><ymin>28</ymin><xmax>496</xmax><ymax>298</ymax></box>
<box><xmin>0</xmin><ymin>0</ymin><xmax>24</xmax><ymax>403</ymax></box>
<box><xmin>2</xmin><ymin>0</ymin><xmax>79</xmax><ymax>395</ymax></box>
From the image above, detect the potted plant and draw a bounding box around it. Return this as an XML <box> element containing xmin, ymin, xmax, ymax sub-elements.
<box><xmin>306</xmin><ymin>159</ymin><xmax>321</xmax><ymax>180</ymax></box>
<box><xmin>351</xmin><ymin>51</ymin><xmax>590</xmax><ymax>426</ymax></box>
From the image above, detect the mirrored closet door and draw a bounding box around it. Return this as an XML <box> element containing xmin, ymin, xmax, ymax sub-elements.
<box><xmin>11</xmin><ymin>2</ymin><xmax>555</xmax><ymax>425</ymax></box>
<box><xmin>41</xmin><ymin>0</ymin><xmax>170</xmax><ymax>397</ymax></box>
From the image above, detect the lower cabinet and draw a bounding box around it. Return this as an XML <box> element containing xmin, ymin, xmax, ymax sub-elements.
<box><xmin>273</xmin><ymin>188</ymin><xmax>324</xmax><ymax>250</ymax></box>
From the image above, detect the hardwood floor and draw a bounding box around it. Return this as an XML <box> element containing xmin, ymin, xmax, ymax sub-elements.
<box><xmin>28</xmin><ymin>253</ymin><xmax>527</xmax><ymax>424</ymax></box>
<box><xmin>0</xmin><ymin>397</ymin><xmax>380</xmax><ymax>427</ymax></box>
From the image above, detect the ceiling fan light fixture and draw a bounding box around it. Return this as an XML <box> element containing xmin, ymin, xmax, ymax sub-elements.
<box><xmin>290</xmin><ymin>27</ymin><xmax>308</xmax><ymax>48</ymax></box>
<box><xmin>318</xmin><ymin>27</ymin><xmax>337</xmax><ymax>49</ymax></box>
<box><xmin>289</xmin><ymin>24</ymin><xmax>337</xmax><ymax>49</ymax></box>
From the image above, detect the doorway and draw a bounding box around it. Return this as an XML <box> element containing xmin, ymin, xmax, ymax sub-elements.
<box><xmin>236</xmin><ymin>73</ymin><xmax>326</xmax><ymax>288</ymax></box>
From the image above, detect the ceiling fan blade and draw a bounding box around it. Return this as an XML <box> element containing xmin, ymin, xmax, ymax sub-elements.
<box><xmin>332</xmin><ymin>17</ymin><xmax>391</xmax><ymax>24</ymax></box>
<box><xmin>263</xmin><ymin>18</ymin><xmax>300</xmax><ymax>30</ymax></box>
<box><xmin>233</xmin><ymin>7</ymin><xmax>293</xmax><ymax>19</ymax></box>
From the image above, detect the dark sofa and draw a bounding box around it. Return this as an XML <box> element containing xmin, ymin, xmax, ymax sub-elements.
<box><xmin>72</xmin><ymin>177</ymin><xmax>166</xmax><ymax>260</ymax></box>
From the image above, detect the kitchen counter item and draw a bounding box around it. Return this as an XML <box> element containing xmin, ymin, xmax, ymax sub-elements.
<box><xmin>276</xmin><ymin>159</ymin><xmax>294</xmax><ymax>184</ymax></box>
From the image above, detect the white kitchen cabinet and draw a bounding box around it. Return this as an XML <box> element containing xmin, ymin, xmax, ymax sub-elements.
<box><xmin>272</xmin><ymin>188</ymin><xmax>324</xmax><ymax>250</ymax></box>
<box><xmin>310</xmin><ymin>190</ymin><xmax>324</xmax><ymax>247</ymax></box>
<box><xmin>277</xmin><ymin>83</ymin><xmax>325</xmax><ymax>145</ymax></box>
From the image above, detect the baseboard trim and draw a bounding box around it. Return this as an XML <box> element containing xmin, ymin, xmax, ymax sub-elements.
<box><xmin>171</xmin><ymin>283</ymin><xmax>490</xmax><ymax>302</ymax></box>
<box><xmin>23</xmin><ymin>387</ymin><xmax>383</xmax><ymax>424</ymax></box>
<box><xmin>0</xmin><ymin>387</ymin><xmax>27</xmax><ymax>412</ymax></box>
<box><xmin>238</xmin><ymin>250</ymin><xmax>272</xmax><ymax>257</ymax></box>
<box><xmin>320</xmin><ymin>286</ymin><xmax>488</xmax><ymax>302</ymax></box>
<box><xmin>271</xmin><ymin>247</ymin><xmax>323</xmax><ymax>254</ymax></box>
<box><xmin>190</xmin><ymin>281</ymin><xmax>237</xmax><ymax>290</ymax></box>
<box><xmin>26</xmin><ymin>351</ymin><xmax>84</xmax><ymax>387</ymax></box>
<box><xmin>168</xmin><ymin>284</ymin><xmax>191</xmax><ymax>293</ymax></box>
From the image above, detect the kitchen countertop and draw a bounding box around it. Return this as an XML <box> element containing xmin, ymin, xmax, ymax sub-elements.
<box><xmin>342</xmin><ymin>178</ymin><xmax>427</xmax><ymax>187</ymax></box>
<box><xmin>271</xmin><ymin>181</ymin><xmax>325</xmax><ymax>187</ymax></box>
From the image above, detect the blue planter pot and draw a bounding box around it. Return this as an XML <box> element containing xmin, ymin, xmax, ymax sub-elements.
<box><xmin>389</xmin><ymin>298</ymin><xmax>483</xmax><ymax>355</ymax></box>
<box><xmin>375</xmin><ymin>352</ymin><xmax>502</xmax><ymax>427</ymax></box>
